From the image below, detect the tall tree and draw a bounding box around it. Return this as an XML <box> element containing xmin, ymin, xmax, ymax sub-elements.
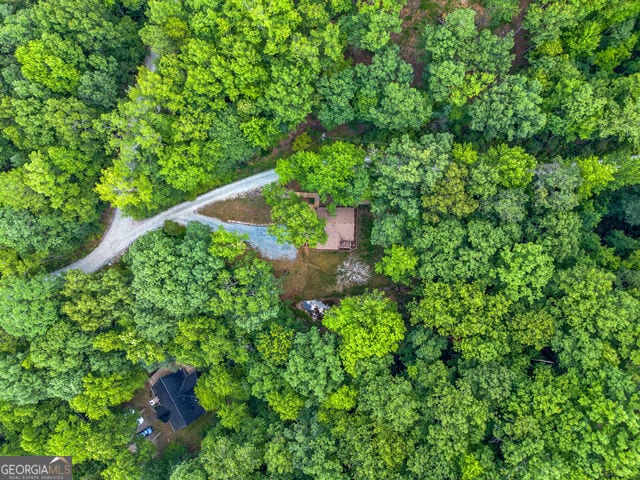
<box><xmin>323</xmin><ymin>291</ymin><xmax>405</xmax><ymax>375</ymax></box>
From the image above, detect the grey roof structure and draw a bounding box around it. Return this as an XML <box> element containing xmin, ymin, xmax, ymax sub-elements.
<box><xmin>151</xmin><ymin>369</ymin><xmax>205</xmax><ymax>431</ymax></box>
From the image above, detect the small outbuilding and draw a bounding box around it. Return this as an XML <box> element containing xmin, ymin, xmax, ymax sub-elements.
<box><xmin>149</xmin><ymin>368</ymin><xmax>205</xmax><ymax>431</ymax></box>
<box><xmin>299</xmin><ymin>299</ymin><xmax>331</xmax><ymax>321</ymax></box>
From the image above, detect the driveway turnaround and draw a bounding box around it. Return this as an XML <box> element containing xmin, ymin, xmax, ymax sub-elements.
<box><xmin>56</xmin><ymin>169</ymin><xmax>296</xmax><ymax>274</ymax></box>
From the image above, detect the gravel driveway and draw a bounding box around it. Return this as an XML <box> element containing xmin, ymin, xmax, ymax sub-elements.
<box><xmin>179</xmin><ymin>214</ymin><xmax>297</xmax><ymax>260</ymax></box>
<box><xmin>56</xmin><ymin>169</ymin><xmax>296</xmax><ymax>274</ymax></box>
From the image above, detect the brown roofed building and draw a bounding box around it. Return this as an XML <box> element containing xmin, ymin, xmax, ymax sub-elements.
<box><xmin>316</xmin><ymin>207</ymin><xmax>356</xmax><ymax>251</ymax></box>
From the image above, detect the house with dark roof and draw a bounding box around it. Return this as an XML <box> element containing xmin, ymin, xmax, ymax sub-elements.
<box><xmin>149</xmin><ymin>368</ymin><xmax>205</xmax><ymax>431</ymax></box>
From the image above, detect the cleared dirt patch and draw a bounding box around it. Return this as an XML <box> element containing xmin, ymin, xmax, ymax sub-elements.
<box><xmin>271</xmin><ymin>249</ymin><xmax>349</xmax><ymax>300</ymax></box>
<box><xmin>269</xmin><ymin>207</ymin><xmax>391</xmax><ymax>301</ymax></box>
<box><xmin>198</xmin><ymin>192</ymin><xmax>272</xmax><ymax>225</ymax></box>
<box><xmin>270</xmin><ymin>249</ymin><xmax>391</xmax><ymax>301</ymax></box>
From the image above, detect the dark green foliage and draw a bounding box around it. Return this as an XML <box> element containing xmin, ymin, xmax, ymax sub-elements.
<box><xmin>141</xmin><ymin>443</ymin><xmax>189</xmax><ymax>480</ymax></box>
<box><xmin>127</xmin><ymin>222</ymin><xmax>223</xmax><ymax>319</ymax></box>
<box><xmin>469</xmin><ymin>75</ymin><xmax>547</xmax><ymax>141</ymax></box>
<box><xmin>284</xmin><ymin>327</ymin><xmax>344</xmax><ymax>402</ymax></box>
<box><xmin>422</xmin><ymin>8</ymin><xmax>514</xmax><ymax>108</ymax></box>
<box><xmin>318</xmin><ymin>46</ymin><xmax>431</xmax><ymax>131</ymax></box>
<box><xmin>2</xmin><ymin>2</ymin><xmax>640</xmax><ymax>479</ymax></box>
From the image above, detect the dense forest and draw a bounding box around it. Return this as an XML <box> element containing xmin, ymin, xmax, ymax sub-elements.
<box><xmin>1</xmin><ymin>0</ymin><xmax>640</xmax><ymax>478</ymax></box>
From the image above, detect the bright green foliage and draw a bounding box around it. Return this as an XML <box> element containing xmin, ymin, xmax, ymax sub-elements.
<box><xmin>322</xmin><ymin>385</ymin><xmax>358</xmax><ymax>411</ymax></box>
<box><xmin>356</xmin><ymin>46</ymin><xmax>432</xmax><ymax>131</ymax></box>
<box><xmin>323</xmin><ymin>291</ymin><xmax>406</xmax><ymax>375</ymax></box>
<box><xmin>23</xmin><ymin>147</ymin><xmax>100</xmax><ymax>222</ymax></box>
<box><xmin>264</xmin><ymin>430</ymin><xmax>294</xmax><ymax>476</ymax></box>
<box><xmin>172</xmin><ymin>316</ymin><xmax>247</xmax><ymax>369</ymax></box>
<box><xmin>575</xmin><ymin>156</ymin><xmax>616</xmax><ymax>199</ymax></box>
<box><xmin>45</xmin><ymin>411</ymin><xmax>140</xmax><ymax>466</ymax></box>
<box><xmin>69</xmin><ymin>370</ymin><xmax>147</xmax><ymax>420</ymax></box>
<box><xmin>2</xmin><ymin>1</ymin><xmax>640</xmax><ymax>477</ymax></box>
<box><xmin>171</xmin><ymin>425</ymin><xmax>266</xmax><ymax>480</ymax></box>
<box><xmin>545</xmin><ymin>77</ymin><xmax>607</xmax><ymax>141</ymax></box>
<box><xmin>524</xmin><ymin>1</ymin><xmax>640</xmax><ymax>147</ymax></box>
<box><xmin>375</xmin><ymin>244</ymin><xmax>418</xmax><ymax>284</ymax></box>
<box><xmin>413</xmin><ymin>281</ymin><xmax>512</xmax><ymax>362</ymax></box>
<box><xmin>509</xmin><ymin>308</ymin><xmax>556</xmax><ymax>350</ymax></box>
<box><xmin>284</xmin><ymin>328</ymin><xmax>344</xmax><ymax>401</ymax></box>
<box><xmin>552</xmin><ymin>262</ymin><xmax>640</xmax><ymax>371</ymax></box>
<box><xmin>264</xmin><ymin>184</ymin><xmax>328</xmax><ymax>248</ymax></box>
<box><xmin>422</xmin><ymin>9</ymin><xmax>514</xmax><ymax>107</ymax></box>
<box><xmin>256</xmin><ymin>324</ymin><xmax>295</xmax><ymax>366</ymax></box>
<box><xmin>452</xmin><ymin>143</ymin><xmax>479</xmax><ymax>165</ymax></box>
<box><xmin>481</xmin><ymin>145</ymin><xmax>537</xmax><ymax>188</ymax></box>
<box><xmin>0</xmin><ymin>275</ymin><xmax>61</xmax><ymax>340</ymax></box>
<box><xmin>100</xmin><ymin>0</ymin><xmax>347</xmax><ymax>214</ymax></box>
<box><xmin>265</xmin><ymin>388</ymin><xmax>306</xmax><ymax>421</ymax></box>
<box><xmin>195</xmin><ymin>366</ymin><xmax>249</xmax><ymax>419</ymax></box>
<box><xmin>15</xmin><ymin>35</ymin><xmax>84</xmax><ymax>94</ymax></box>
<box><xmin>248</xmin><ymin>361</ymin><xmax>305</xmax><ymax>421</ymax></box>
<box><xmin>276</xmin><ymin>141</ymin><xmax>369</xmax><ymax>206</ymax></box>
<box><xmin>62</xmin><ymin>269</ymin><xmax>132</xmax><ymax>331</ymax></box>
<box><xmin>498</xmin><ymin>366</ymin><xmax>640</xmax><ymax>479</ymax></box>
<box><xmin>494</xmin><ymin>243</ymin><xmax>555</xmax><ymax>303</ymax></box>
<box><xmin>0</xmin><ymin>0</ymin><xmax>145</xmax><ymax>272</ymax></box>
<box><xmin>94</xmin><ymin>152</ymin><xmax>155</xmax><ymax>213</ymax></box>
<box><xmin>209</xmin><ymin>228</ymin><xmax>248</xmax><ymax>261</ymax></box>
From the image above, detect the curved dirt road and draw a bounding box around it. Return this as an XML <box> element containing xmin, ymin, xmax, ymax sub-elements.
<box><xmin>56</xmin><ymin>170</ymin><xmax>296</xmax><ymax>274</ymax></box>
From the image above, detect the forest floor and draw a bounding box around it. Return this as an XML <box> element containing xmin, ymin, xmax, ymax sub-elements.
<box><xmin>270</xmin><ymin>249</ymin><xmax>349</xmax><ymax>301</ymax></box>
<box><xmin>510</xmin><ymin>0</ymin><xmax>533</xmax><ymax>69</ymax></box>
<box><xmin>392</xmin><ymin>0</ymin><xmax>486</xmax><ymax>86</ymax></box>
<box><xmin>198</xmin><ymin>190</ymin><xmax>272</xmax><ymax>225</ymax></box>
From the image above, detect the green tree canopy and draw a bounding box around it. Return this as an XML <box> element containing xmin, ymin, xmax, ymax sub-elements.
<box><xmin>323</xmin><ymin>291</ymin><xmax>406</xmax><ymax>375</ymax></box>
